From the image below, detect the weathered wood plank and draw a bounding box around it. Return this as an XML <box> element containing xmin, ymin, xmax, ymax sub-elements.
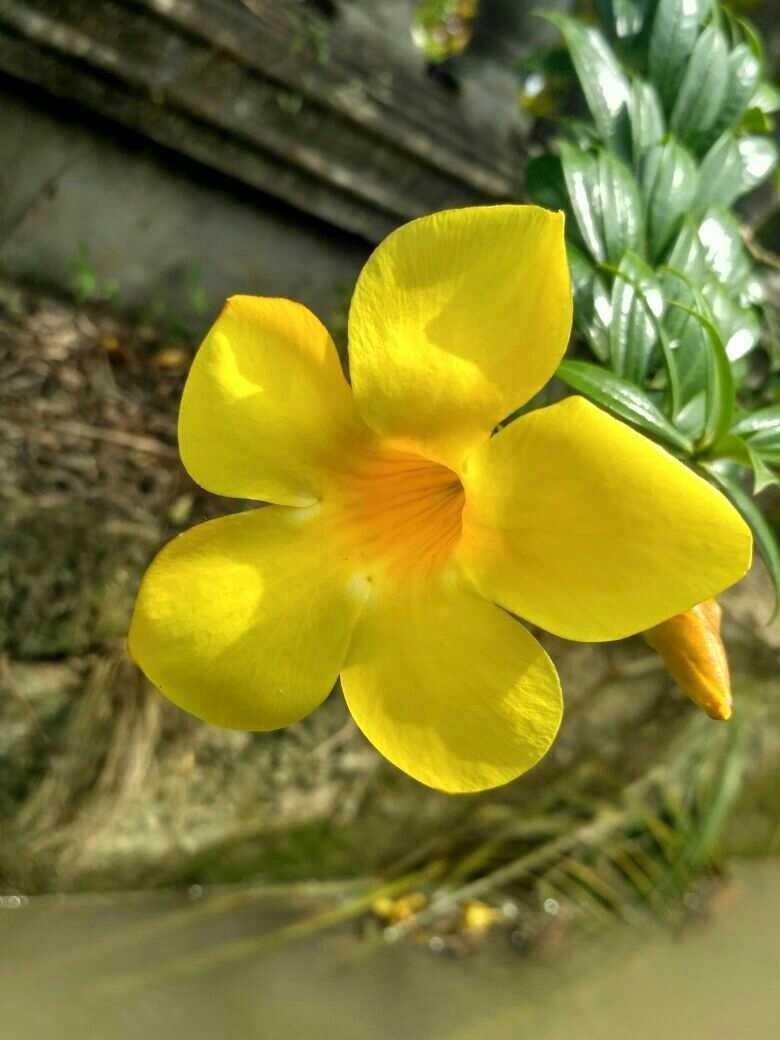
<box><xmin>0</xmin><ymin>27</ymin><xmax>397</xmax><ymax>240</ymax></box>
<box><xmin>0</xmin><ymin>0</ymin><xmax>526</xmax><ymax>239</ymax></box>
<box><xmin>131</xmin><ymin>0</ymin><xmax>519</xmax><ymax>191</ymax></box>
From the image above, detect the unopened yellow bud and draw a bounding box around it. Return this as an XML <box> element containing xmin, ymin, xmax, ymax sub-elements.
<box><xmin>643</xmin><ymin>599</ymin><xmax>732</xmax><ymax>721</ymax></box>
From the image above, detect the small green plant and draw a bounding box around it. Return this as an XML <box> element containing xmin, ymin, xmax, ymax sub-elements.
<box><xmin>68</xmin><ymin>243</ymin><xmax>119</xmax><ymax>305</ymax></box>
<box><xmin>526</xmin><ymin>0</ymin><xmax>780</xmax><ymax>612</ymax></box>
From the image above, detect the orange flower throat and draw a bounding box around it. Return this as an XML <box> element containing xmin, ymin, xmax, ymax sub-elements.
<box><xmin>331</xmin><ymin>448</ymin><xmax>465</xmax><ymax>578</ymax></box>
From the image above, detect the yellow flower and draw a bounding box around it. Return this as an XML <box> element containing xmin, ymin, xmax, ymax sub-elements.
<box><xmin>129</xmin><ymin>206</ymin><xmax>751</xmax><ymax>794</ymax></box>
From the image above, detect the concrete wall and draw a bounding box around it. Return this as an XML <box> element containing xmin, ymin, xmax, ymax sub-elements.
<box><xmin>0</xmin><ymin>87</ymin><xmax>370</xmax><ymax>334</ymax></box>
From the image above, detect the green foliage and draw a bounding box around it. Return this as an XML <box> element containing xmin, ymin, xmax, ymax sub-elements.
<box><xmin>380</xmin><ymin>715</ymin><xmax>750</xmax><ymax>943</ymax></box>
<box><xmin>528</xmin><ymin>0</ymin><xmax>780</xmax><ymax>610</ymax></box>
<box><xmin>68</xmin><ymin>243</ymin><xmax>119</xmax><ymax>305</ymax></box>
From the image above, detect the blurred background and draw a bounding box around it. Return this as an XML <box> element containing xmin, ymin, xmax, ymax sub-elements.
<box><xmin>1</xmin><ymin>1</ymin><xmax>779</xmax><ymax>1036</ymax></box>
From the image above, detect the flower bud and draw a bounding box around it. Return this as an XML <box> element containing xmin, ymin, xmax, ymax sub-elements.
<box><xmin>643</xmin><ymin>599</ymin><xmax>732</xmax><ymax>721</ymax></box>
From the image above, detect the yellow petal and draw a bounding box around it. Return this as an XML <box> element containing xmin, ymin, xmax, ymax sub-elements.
<box><xmin>459</xmin><ymin>397</ymin><xmax>752</xmax><ymax>641</ymax></box>
<box><xmin>179</xmin><ymin>296</ymin><xmax>362</xmax><ymax>505</ymax></box>
<box><xmin>128</xmin><ymin>506</ymin><xmax>364</xmax><ymax>729</ymax></box>
<box><xmin>340</xmin><ymin>570</ymin><xmax>562</xmax><ymax>793</ymax></box>
<box><xmin>347</xmin><ymin>205</ymin><xmax>572</xmax><ymax>467</ymax></box>
<box><xmin>643</xmin><ymin>599</ymin><xmax>732</xmax><ymax>720</ymax></box>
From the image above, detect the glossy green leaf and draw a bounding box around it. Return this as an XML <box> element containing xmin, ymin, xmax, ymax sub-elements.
<box><xmin>701</xmin><ymin>280</ymin><xmax>760</xmax><ymax>362</ymax></box>
<box><xmin>707</xmin><ymin>44</ymin><xmax>762</xmax><ymax>143</ymax></box>
<box><xmin>732</xmin><ymin>411</ymin><xmax>780</xmax><ymax>467</ymax></box>
<box><xmin>745</xmin><ymin>441</ymin><xmax>779</xmax><ymax>494</ymax></box>
<box><xmin>670</xmin><ymin>303</ymin><xmax>735</xmax><ymax>449</ymax></box>
<box><xmin>557</xmin><ymin>360</ymin><xmax>692</xmax><ymax>452</ymax></box>
<box><xmin>728</xmin><ymin>13</ymin><xmax>764</xmax><ymax>64</ymax></box>
<box><xmin>659</xmin><ymin>261</ymin><xmax>709</xmax><ymax>403</ymax></box>
<box><xmin>696</xmin><ymin>208</ymin><xmax>752</xmax><ymax>288</ymax></box>
<box><xmin>708</xmin><ymin>434</ymin><xmax>778</xmax><ymax>493</ymax></box>
<box><xmin>608</xmin><ymin>252</ymin><xmax>663</xmax><ymax>384</ymax></box>
<box><xmin>628</xmin><ymin>79</ymin><xmax>665</xmax><ymax>160</ymax></box>
<box><xmin>676</xmin><ymin>322</ymin><xmax>709</xmax><ymax>401</ymax></box>
<box><xmin>732</xmin><ymin>405</ymin><xmax>780</xmax><ymax>439</ymax></box>
<box><xmin>640</xmin><ymin>138</ymin><xmax>698</xmax><ymax>262</ymax></box>
<box><xmin>696</xmin><ymin>134</ymin><xmax>742</xmax><ymax>209</ymax></box>
<box><xmin>739</xmin><ymin>274</ymin><xmax>765</xmax><ymax>309</ymax></box>
<box><xmin>736</xmin><ymin>136</ymin><xmax>778</xmax><ymax>194</ymax></box>
<box><xmin>663</xmin><ymin>219</ymin><xmax>708</xmax><ymax>281</ymax></box>
<box><xmin>568</xmin><ymin>243</ymin><xmax>612</xmax><ymax>362</ymax></box>
<box><xmin>698</xmin><ymin>132</ymin><xmax>778</xmax><ymax>209</ymax></box>
<box><xmin>595</xmin><ymin>0</ymin><xmax>654</xmax><ymax>40</ymax></box>
<box><xmin>705</xmin><ymin>464</ymin><xmax>780</xmax><ymax>620</ymax></box>
<box><xmin>560</xmin><ymin>143</ymin><xmax>644</xmax><ymax>266</ymax></box>
<box><xmin>675</xmin><ymin>391</ymin><xmax>706</xmax><ymax>441</ymax></box>
<box><xmin>559</xmin><ymin>143</ymin><xmax>605</xmax><ymax>262</ymax></box>
<box><xmin>750</xmin><ymin>81</ymin><xmax>780</xmax><ymax>115</ymax></box>
<box><xmin>545</xmin><ymin>13</ymin><xmax>631</xmax><ymax>152</ymax></box>
<box><xmin>598</xmin><ymin>151</ymin><xmax>645</xmax><ymax>262</ymax></box>
<box><xmin>670</xmin><ymin>27</ymin><xmax>730</xmax><ymax>146</ymax></box>
<box><xmin>648</xmin><ymin>0</ymin><xmax>710</xmax><ymax>114</ymax></box>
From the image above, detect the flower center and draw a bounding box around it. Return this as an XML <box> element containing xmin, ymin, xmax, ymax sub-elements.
<box><xmin>332</xmin><ymin>447</ymin><xmax>465</xmax><ymax>579</ymax></box>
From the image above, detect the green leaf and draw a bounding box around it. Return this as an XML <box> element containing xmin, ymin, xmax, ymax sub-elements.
<box><xmin>732</xmin><ymin>410</ymin><xmax>780</xmax><ymax>467</ymax></box>
<box><xmin>697</xmin><ymin>132</ymin><xmax>778</xmax><ymax>210</ymax></box>
<box><xmin>640</xmin><ymin>138</ymin><xmax>698</xmax><ymax>262</ymax></box>
<box><xmin>648</xmin><ymin>0</ymin><xmax>710</xmax><ymax>115</ymax></box>
<box><xmin>710</xmin><ymin>434</ymin><xmax>777</xmax><ymax>493</ymax></box>
<box><xmin>598</xmin><ymin>151</ymin><xmax>645</xmax><ymax>262</ymax></box>
<box><xmin>710</xmin><ymin>432</ymin><xmax>751</xmax><ymax>466</ymax></box>
<box><xmin>561</xmin><ymin>119</ymin><xmax>603</xmax><ymax>152</ymax></box>
<box><xmin>675</xmin><ymin>391</ymin><xmax>706</xmax><ymax>441</ymax></box>
<box><xmin>707</xmin><ymin>43</ymin><xmax>762</xmax><ymax>143</ymax></box>
<box><xmin>595</xmin><ymin>0</ymin><xmax>654</xmax><ymax>41</ymax></box>
<box><xmin>628</xmin><ymin>79</ymin><xmax>665</xmax><ymax>161</ymax></box>
<box><xmin>664</xmin><ymin>219</ymin><xmax>707</xmax><ymax>280</ymax></box>
<box><xmin>696</xmin><ymin>208</ymin><xmax>752</xmax><ymax>288</ymax></box>
<box><xmin>728</xmin><ymin>12</ymin><xmax>764</xmax><ymax>64</ymax></box>
<box><xmin>736</xmin><ymin>136</ymin><xmax>778</xmax><ymax>195</ymax></box>
<box><xmin>560</xmin><ymin>144</ymin><xmax>644</xmax><ymax>265</ymax></box>
<box><xmin>556</xmin><ymin>360</ymin><xmax>692</xmax><ymax>452</ymax></box>
<box><xmin>568</xmin><ymin>244</ymin><xmax>612</xmax><ymax>362</ymax></box>
<box><xmin>701</xmin><ymin>280</ymin><xmax>760</xmax><ymax>362</ymax></box>
<box><xmin>659</xmin><ymin>243</ymin><xmax>713</xmax><ymax>404</ymax></box>
<box><xmin>750</xmin><ymin>81</ymin><xmax>780</xmax><ymax>115</ymax></box>
<box><xmin>608</xmin><ymin>252</ymin><xmax>663</xmax><ymax>384</ymax></box>
<box><xmin>739</xmin><ymin>107</ymin><xmax>773</xmax><ymax>135</ymax></box>
<box><xmin>696</xmin><ymin>134</ymin><xmax>742</xmax><ymax>208</ymax></box>
<box><xmin>745</xmin><ymin>441</ymin><xmax>779</xmax><ymax>494</ymax></box>
<box><xmin>705</xmin><ymin>465</ymin><xmax>780</xmax><ymax>620</ymax></box>
<box><xmin>559</xmin><ymin>143</ymin><xmax>604</xmax><ymax>261</ymax></box>
<box><xmin>732</xmin><ymin>405</ymin><xmax>780</xmax><ymax>439</ymax></box>
<box><xmin>675</xmin><ymin>321</ymin><xmax>709</xmax><ymax>401</ymax></box>
<box><xmin>670</xmin><ymin>27</ymin><xmax>730</xmax><ymax>147</ymax></box>
<box><xmin>670</xmin><ymin>303</ymin><xmax>735</xmax><ymax>449</ymax></box>
<box><xmin>544</xmin><ymin>13</ymin><xmax>631</xmax><ymax>153</ymax></box>
<box><xmin>604</xmin><ymin>257</ymin><xmax>682</xmax><ymax>413</ymax></box>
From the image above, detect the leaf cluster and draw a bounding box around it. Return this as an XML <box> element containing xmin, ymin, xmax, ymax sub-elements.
<box><xmin>383</xmin><ymin>713</ymin><xmax>748</xmax><ymax>942</ymax></box>
<box><xmin>526</xmin><ymin>0</ymin><xmax>780</xmax><ymax>609</ymax></box>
